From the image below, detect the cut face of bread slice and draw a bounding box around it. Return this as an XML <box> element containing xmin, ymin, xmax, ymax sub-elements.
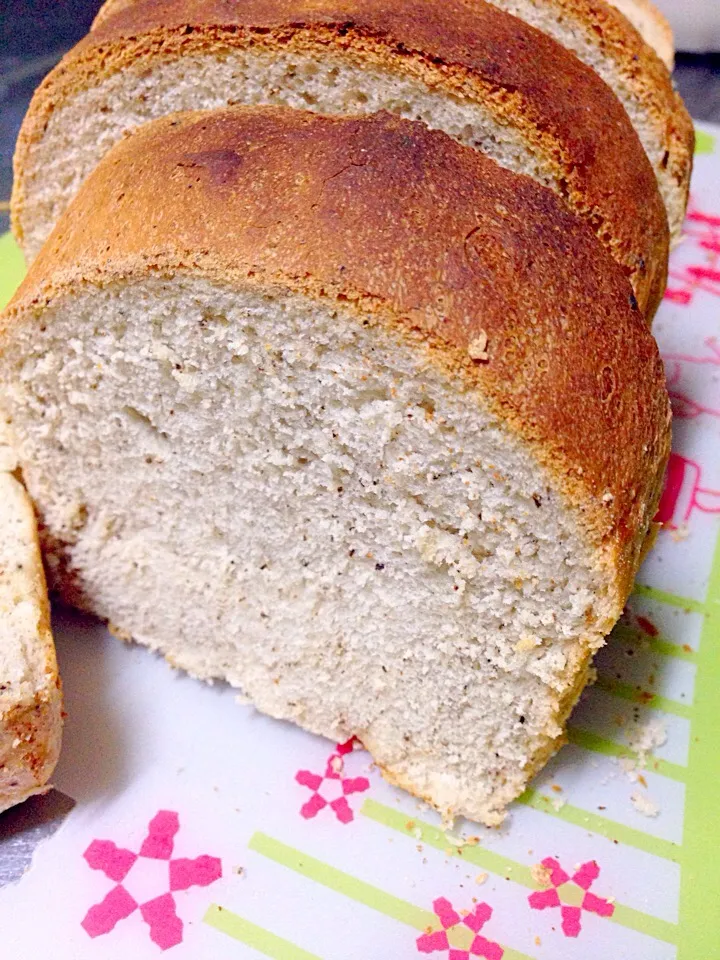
<box><xmin>0</xmin><ymin>435</ymin><xmax>62</xmax><ymax>814</ymax></box>
<box><xmin>12</xmin><ymin>0</ymin><xmax>672</xmax><ymax>318</ymax></box>
<box><xmin>0</xmin><ymin>109</ymin><xmax>670</xmax><ymax>825</ymax></box>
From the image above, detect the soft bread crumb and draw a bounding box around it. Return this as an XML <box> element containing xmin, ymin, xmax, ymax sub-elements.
<box><xmin>631</xmin><ymin>791</ymin><xmax>660</xmax><ymax>817</ymax></box>
<box><xmin>468</xmin><ymin>332</ymin><xmax>489</xmax><ymax>362</ymax></box>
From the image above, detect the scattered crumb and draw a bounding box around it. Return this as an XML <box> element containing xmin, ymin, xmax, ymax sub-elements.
<box><xmin>534</xmin><ymin>936</ymin><xmax>542</xmax><ymax>946</ymax></box>
<box><xmin>637</xmin><ymin>774</ymin><xmax>648</xmax><ymax>788</ymax></box>
<box><xmin>683</xmin><ymin>644</ymin><xmax>693</xmax><ymax>653</ymax></box>
<box><xmin>416</xmin><ymin>844</ymin><xmax>424</xmax><ymax>853</ymax></box>
<box><xmin>233</xmin><ymin>865</ymin><xmax>245</xmax><ymax>876</ymax></box>
<box><xmin>468</xmin><ymin>331</ymin><xmax>489</xmax><ymax>362</ymax></box>
<box><xmin>475</xmin><ymin>873</ymin><xmax>488</xmax><ymax>885</ymax></box>
<box><xmin>405</xmin><ymin>820</ymin><xmax>415</xmax><ymax>831</ymax></box>
<box><xmin>531</xmin><ymin>863</ymin><xmax>553</xmax><ymax>888</ymax></box>
<box><xmin>330</xmin><ymin>755</ymin><xmax>344</xmax><ymax>775</ymax></box>
<box><xmin>671</xmin><ymin>524</ymin><xmax>690</xmax><ymax>542</ymax></box>
<box><xmin>631</xmin><ymin>791</ymin><xmax>660</xmax><ymax>817</ymax></box>
<box><xmin>551</xmin><ymin>796</ymin><xmax>566</xmax><ymax>812</ymax></box>
<box><xmin>412</xmin><ymin>827</ymin><xmax>423</xmax><ymax>841</ymax></box>
<box><xmin>550</xmin><ymin>784</ymin><xmax>563</xmax><ymax>794</ymax></box>
<box><xmin>466</xmin><ymin>836</ymin><xmax>481</xmax><ymax>846</ymax></box>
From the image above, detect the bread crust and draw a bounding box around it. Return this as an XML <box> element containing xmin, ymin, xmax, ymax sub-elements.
<box><xmin>0</xmin><ymin>474</ymin><xmax>63</xmax><ymax>814</ymax></box>
<box><xmin>12</xmin><ymin>0</ymin><xmax>671</xmax><ymax>317</ymax></box>
<box><xmin>606</xmin><ymin>0</ymin><xmax>674</xmax><ymax>68</ymax></box>
<box><xmin>4</xmin><ymin>108</ymin><xmax>672</xmax><ymax>616</ymax></box>
<box><xmin>85</xmin><ymin>0</ymin><xmax>691</xmax><ymax>221</ymax></box>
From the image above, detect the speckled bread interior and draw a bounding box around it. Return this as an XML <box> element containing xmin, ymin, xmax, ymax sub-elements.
<box><xmin>0</xmin><ymin>108</ymin><xmax>670</xmax><ymax>825</ymax></box>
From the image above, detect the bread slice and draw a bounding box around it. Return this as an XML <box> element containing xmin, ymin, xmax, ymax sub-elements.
<box><xmin>605</xmin><ymin>0</ymin><xmax>674</xmax><ymax>68</ymax></box>
<box><xmin>91</xmin><ymin>0</ymin><xmax>676</xmax><ymax>70</ymax></box>
<box><xmin>11</xmin><ymin>0</ymin><xmax>672</xmax><ymax>318</ymax></box>
<box><xmin>0</xmin><ymin>431</ymin><xmax>62</xmax><ymax>814</ymax></box>
<box><xmin>81</xmin><ymin>0</ymin><xmax>689</xmax><ymax>235</ymax></box>
<box><xmin>0</xmin><ymin>108</ymin><xmax>670</xmax><ymax>825</ymax></box>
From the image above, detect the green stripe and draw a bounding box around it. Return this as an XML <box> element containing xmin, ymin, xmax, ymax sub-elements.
<box><xmin>694</xmin><ymin>128</ymin><xmax>716</xmax><ymax>155</ymax></box>
<box><xmin>249</xmin><ymin>831</ymin><xmax>533</xmax><ymax>960</ymax></box>
<box><xmin>648</xmin><ymin>637</ymin><xmax>698</xmax><ymax>662</ymax></box>
<box><xmin>518</xmin><ymin>789</ymin><xmax>682</xmax><ymax>864</ymax></box>
<box><xmin>612</xmin><ymin>624</ymin><xmax>698</xmax><ymax>662</ymax></box>
<box><xmin>204</xmin><ymin>905</ymin><xmax>323</xmax><ymax>960</ymax></box>
<box><xmin>362</xmin><ymin>797</ymin><xmax>536</xmax><ymax>885</ymax></box>
<box><xmin>678</xmin><ymin>531</ymin><xmax>720</xmax><ymax>960</ymax></box>
<box><xmin>0</xmin><ymin>232</ymin><xmax>24</xmax><ymax>312</ymax></box>
<box><xmin>361</xmin><ymin>798</ymin><xmax>678</xmax><ymax>944</ymax></box>
<box><xmin>567</xmin><ymin>727</ymin><xmax>687</xmax><ymax>782</ymax></box>
<box><xmin>632</xmin><ymin>583</ymin><xmax>706</xmax><ymax>614</ymax></box>
<box><xmin>595</xmin><ymin>676</ymin><xmax>693</xmax><ymax>718</ymax></box>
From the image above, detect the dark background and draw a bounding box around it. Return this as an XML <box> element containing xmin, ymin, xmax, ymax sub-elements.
<box><xmin>2</xmin><ymin>0</ymin><xmax>720</xmax><ymax>233</ymax></box>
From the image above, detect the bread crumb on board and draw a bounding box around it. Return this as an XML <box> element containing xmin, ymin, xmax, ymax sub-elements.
<box><xmin>631</xmin><ymin>791</ymin><xmax>660</xmax><ymax>817</ymax></box>
<box><xmin>531</xmin><ymin>862</ymin><xmax>553</xmax><ymax>888</ymax></box>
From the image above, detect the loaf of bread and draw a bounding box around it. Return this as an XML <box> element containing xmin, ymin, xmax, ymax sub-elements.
<box><xmin>0</xmin><ymin>430</ymin><xmax>62</xmax><ymax>814</ymax></box>
<box><xmin>0</xmin><ymin>108</ymin><xmax>670</xmax><ymax>825</ymax></box>
<box><xmin>11</xmin><ymin>0</ymin><xmax>687</xmax><ymax>318</ymax></box>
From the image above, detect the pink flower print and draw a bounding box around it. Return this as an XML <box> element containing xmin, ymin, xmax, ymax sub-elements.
<box><xmin>528</xmin><ymin>858</ymin><xmax>614</xmax><ymax>937</ymax></box>
<box><xmin>295</xmin><ymin>737</ymin><xmax>370</xmax><ymax>823</ymax></box>
<box><xmin>416</xmin><ymin>897</ymin><xmax>503</xmax><ymax>959</ymax></box>
<box><xmin>81</xmin><ymin>810</ymin><xmax>222</xmax><ymax>950</ymax></box>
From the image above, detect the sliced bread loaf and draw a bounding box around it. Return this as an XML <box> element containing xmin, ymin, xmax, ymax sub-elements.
<box><xmin>0</xmin><ymin>108</ymin><xmax>670</xmax><ymax>825</ymax></box>
<box><xmin>12</xmin><ymin>0</ymin><xmax>672</xmax><ymax>318</ymax></box>
<box><xmin>0</xmin><ymin>431</ymin><xmax>62</xmax><ymax>814</ymax></box>
<box><xmin>81</xmin><ymin>0</ymin><xmax>691</xmax><ymax>238</ymax></box>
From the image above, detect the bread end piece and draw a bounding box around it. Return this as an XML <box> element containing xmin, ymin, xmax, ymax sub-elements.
<box><xmin>0</xmin><ymin>446</ymin><xmax>62</xmax><ymax>814</ymax></box>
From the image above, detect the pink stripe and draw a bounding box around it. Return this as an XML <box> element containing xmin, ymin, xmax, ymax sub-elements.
<box><xmin>471</xmin><ymin>934</ymin><xmax>504</xmax><ymax>960</ymax></box>
<box><xmin>81</xmin><ymin>885</ymin><xmax>137</xmax><ymax>938</ymax></box>
<box><xmin>417</xmin><ymin>930</ymin><xmax>449</xmax><ymax>953</ymax></box>
<box><xmin>529</xmin><ymin>889</ymin><xmax>560</xmax><ymax>910</ymax></box>
<box><xmin>140</xmin><ymin>811</ymin><xmax>179</xmax><ymax>860</ymax></box>
<box><xmin>434</xmin><ymin>896</ymin><xmax>462</xmax><ymax>929</ymax></box>
<box><xmin>300</xmin><ymin>793</ymin><xmax>327</xmax><ymax>819</ymax></box>
<box><xmin>169</xmin><ymin>855</ymin><xmax>222</xmax><ymax>891</ymax></box>
<box><xmin>140</xmin><ymin>893</ymin><xmax>183</xmax><ymax>950</ymax></box>
<box><xmin>560</xmin><ymin>905</ymin><xmax>582</xmax><ymax>938</ymax></box>
<box><xmin>572</xmin><ymin>860</ymin><xmax>600</xmax><ymax>891</ymax></box>
<box><xmin>583</xmin><ymin>891</ymin><xmax>615</xmax><ymax>918</ymax></box>
<box><xmin>84</xmin><ymin>840</ymin><xmax>137</xmax><ymax>882</ymax></box>
<box><xmin>296</xmin><ymin>770</ymin><xmax>323</xmax><ymax>791</ymax></box>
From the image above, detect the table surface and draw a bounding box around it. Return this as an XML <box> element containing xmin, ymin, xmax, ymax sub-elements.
<box><xmin>1</xmin><ymin>0</ymin><xmax>720</xmax><ymax>234</ymax></box>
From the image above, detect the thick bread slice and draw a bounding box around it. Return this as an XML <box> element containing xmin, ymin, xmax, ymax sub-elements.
<box><xmin>0</xmin><ymin>108</ymin><xmax>670</xmax><ymax>825</ymax></box>
<box><xmin>91</xmin><ymin>0</ymin><xmax>676</xmax><ymax>69</ymax></box>
<box><xmin>0</xmin><ymin>437</ymin><xmax>62</xmax><ymax>814</ymax></box>
<box><xmin>84</xmin><ymin>0</ymin><xmax>688</xmax><ymax>233</ymax></box>
<box><xmin>12</xmin><ymin>0</ymin><xmax>671</xmax><ymax>318</ymax></box>
<box><xmin>605</xmin><ymin>0</ymin><xmax>674</xmax><ymax>68</ymax></box>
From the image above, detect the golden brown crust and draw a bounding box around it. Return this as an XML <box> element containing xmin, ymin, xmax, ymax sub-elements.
<box><xmin>86</xmin><ymin>0</ymin><xmax>691</xmax><ymax>220</ymax></box>
<box><xmin>606</xmin><ymin>0</ymin><xmax>674</xmax><ymax>68</ymax></box>
<box><xmin>12</xmin><ymin>0</ymin><xmax>669</xmax><ymax>317</ymax></box>
<box><xmin>4</xmin><ymin>108</ymin><xmax>671</xmax><ymax>615</ymax></box>
<box><xmin>543</xmin><ymin>0</ymin><xmax>691</xmax><ymax>199</ymax></box>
